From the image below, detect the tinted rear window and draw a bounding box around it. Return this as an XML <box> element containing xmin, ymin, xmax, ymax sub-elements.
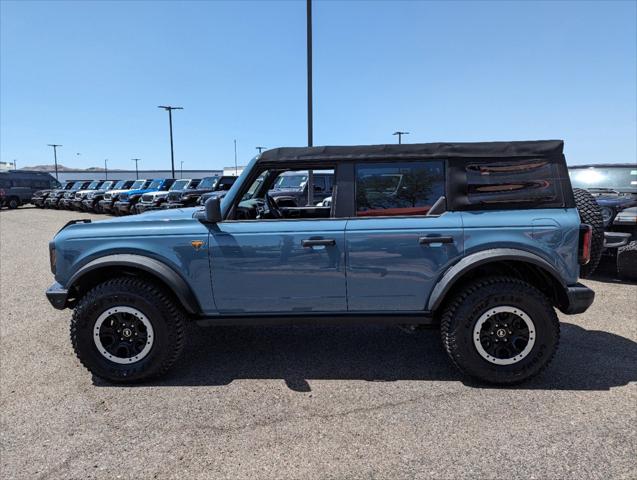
<box><xmin>463</xmin><ymin>158</ymin><xmax>560</xmax><ymax>207</ymax></box>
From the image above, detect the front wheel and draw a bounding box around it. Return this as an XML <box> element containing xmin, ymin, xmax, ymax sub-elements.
<box><xmin>70</xmin><ymin>277</ymin><xmax>186</xmax><ymax>383</ymax></box>
<box><xmin>440</xmin><ymin>277</ymin><xmax>559</xmax><ymax>385</ymax></box>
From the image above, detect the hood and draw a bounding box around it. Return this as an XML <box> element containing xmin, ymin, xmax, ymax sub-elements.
<box><xmin>121</xmin><ymin>187</ymin><xmax>158</xmax><ymax>197</ymax></box>
<box><xmin>53</xmin><ymin>207</ymin><xmax>206</xmax><ymax>246</ymax></box>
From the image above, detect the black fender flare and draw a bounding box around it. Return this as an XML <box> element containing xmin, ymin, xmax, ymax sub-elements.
<box><xmin>67</xmin><ymin>254</ymin><xmax>200</xmax><ymax>314</ymax></box>
<box><xmin>426</xmin><ymin>248</ymin><xmax>567</xmax><ymax>312</ymax></box>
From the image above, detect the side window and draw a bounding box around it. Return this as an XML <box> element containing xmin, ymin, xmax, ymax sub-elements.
<box><xmin>464</xmin><ymin>158</ymin><xmax>559</xmax><ymax>207</ymax></box>
<box><xmin>0</xmin><ymin>178</ymin><xmax>11</xmax><ymax>188</ymax></box>
<box><xmin>355</xmin><ymin>161</ymin><xmax>445</xmax><ymax>217</ymax></box>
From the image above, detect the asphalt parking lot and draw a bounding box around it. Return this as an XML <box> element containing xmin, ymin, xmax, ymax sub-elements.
<box><xmin>1</xmin><ymin>207</ymin><xmax>636</xmax><ymax>479</ymax></box>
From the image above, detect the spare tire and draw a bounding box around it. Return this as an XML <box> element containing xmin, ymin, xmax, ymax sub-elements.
<box><xmin>573</xmin><ymin>188</ymin><xmax>604</xmax><ymax>278</ymax></box>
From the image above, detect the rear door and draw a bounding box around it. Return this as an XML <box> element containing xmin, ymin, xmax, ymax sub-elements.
<box><xmin>345</xmin><ymin>160</ymin><xmax>464</xmax><ymax>311</ymax></box>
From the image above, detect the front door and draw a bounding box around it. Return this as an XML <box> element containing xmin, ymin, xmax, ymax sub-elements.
<box><xmin>208</xmin><ymin>219</ymin><xmax>347</xmax><ymax>313</ymax></box>
<box><xmin>345</xmin><ymin>159</ymin><xmax>463</xmax><ymax>311</ymax></box>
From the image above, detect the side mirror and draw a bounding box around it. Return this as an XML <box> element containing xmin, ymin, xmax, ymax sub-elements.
<box><xmin>196</xmin><ymin>196</ymin><xmax>222</xmax><ymax>223</ymax></box>
<box><xmin>204</xmin><ymin>196</ymin><xmax>222</xmax><ymax>223</ymax></box>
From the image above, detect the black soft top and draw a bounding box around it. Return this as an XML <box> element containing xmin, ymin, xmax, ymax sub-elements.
<box><xmin>259</xmin><ymin>140</ymin><xmax>564</xmax><ymax>163</ymax></box>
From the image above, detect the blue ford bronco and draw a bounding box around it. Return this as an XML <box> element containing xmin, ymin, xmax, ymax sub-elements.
<box><xmin>46</xmin><ymin>140</ymin><xmax>596</xmax><ymax>384</ymax></box>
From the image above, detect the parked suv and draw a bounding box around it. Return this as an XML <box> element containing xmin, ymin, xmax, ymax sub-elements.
<box><xmin>268</xmin><ymin>170</ymin><xmax>333</xmax><ymax>207</ymax></box>
<box><xmin>98</xmin><ymin>179</ymin><xmax>150</xmax><ymax>214</ymax></box>
<box><xmin>0</xmin><ymin>171</ymin><xmax>60</xmax><ymax>209</ymax></box>
<box><xmin>135</xmin><ymin>179</ymin><xmax>200</xmax><ymax>213</ymax></box>
<box><xmin>164</xmin><ymin>176</ymin><xmax>235</xmax><ymax>209</ymax></box>
<box><xmin>569</xmin><ymin>163</ymin><xmax>637</xmax><ymax>279</ymax></box>
<box><xmin>70</xmin><ymin>180</ymin><xmax>108</xmax><ymax>211</ymax></box>
<box><xmin>113</xmin><ymin>178</ymin><xmax>175</xmax><ymax>215</ymax></box>
<box><xmin>45</xmin><ymin>180</ymin><xmax>91</xmax><ymax>209</ymax></box>
<box><xmin>47</xmin><ymin>140</ymin><xmax>595</xmax><ymax>385</ymax></box>
<box><xmin>81</xmin><ymin>180</ymin><xmax>127</xmax><ymax>213</ymax></box>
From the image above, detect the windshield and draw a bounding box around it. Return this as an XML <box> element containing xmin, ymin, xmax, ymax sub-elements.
<box><xmin>101</xmin><ymin>181</ymin><xmax>114</xmax><ymax>190</ymax></box>
<box><xmin>148</xmin><ymin>180</ymin><xmax>162</xmax><ymax>189</ymax></box>
<box><xmin>71</xmin><ymin>181</ymin><xmax>84</xmax><ymax>189</ymax></box>
<box><xmin>130</xmin><ymin>180</ymin><xmax>145</xmax><ymax>190</ymax></box>
<box><xmin>198</xmin><ymin>177</ymin><xmax>218</xmax><ymax>189</ymax></box>
<box><xmin>171</xmin><ymin>180</ymin><xmax>189</xmax><ymax>190</ymax></box>
<box><xmin>569</xmin><ymin>167</ymin><xmax>637</xmax><ymax>191</ymax></box>
<box><xmin>87</xmin><ymin>181</ymin><xmax>100</xmax><ymax>189</ymax></box>
<box><xmin>274</xmin><ymin>174</ymin><xmax>307</xmax><ymax>189</ymax></box>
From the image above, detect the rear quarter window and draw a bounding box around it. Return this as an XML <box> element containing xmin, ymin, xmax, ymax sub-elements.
<box><xmin>449</xmin><ymin>157</ymin><xmax>568</xmax><ymax>210</ymax></box>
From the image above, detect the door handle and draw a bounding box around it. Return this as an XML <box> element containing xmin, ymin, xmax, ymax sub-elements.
<box><xmin>419</xmin><ymin>235</ymin><xmax>454</xmax><ymax>245</ymax></box>
<box><xmin>302</xmin><ymin>238</ymin><xmax>336</xmax><ymax>248</ymax></box>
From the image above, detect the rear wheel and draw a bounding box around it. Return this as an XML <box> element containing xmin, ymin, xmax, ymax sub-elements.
<box><xmin>440</xmin><ymin>277</ymin><xmax>559</xmax><ymax>385</ymax></box>
<box><xmin>71</xmin><ymin>277</ymin><xmax>186</xmax><ymax>383</ymax></box>
<box><xmin>617</xmin><ymin>241</ymin><xmax>637</xmax><ymax>281</ymax></box>
<box><xmin>7</xmin><ymin>197</ymin><xmax>19</xmax><ymax>209</ymax></box>
<box><xmin>573</xmin><ymin>188</ymin><xmax>603</xmax><ymax>278</ymax></box>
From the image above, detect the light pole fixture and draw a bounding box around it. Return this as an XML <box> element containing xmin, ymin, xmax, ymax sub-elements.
<box><xmin>47</xmin><ymin>144</ymin><xmax>62</xmax><ymax>180</ymax></box>
<box><xmin>256</xmin><ymin>146</ymin><xmax>266</xmax><ymax>154</ymax></box>
<box><xmin>132</xmin><ymin>158</ymin><xmax>141</xmax><ymax>179</ymax></box>
<box><xmin>393</xmin><ymin>131</ymin><xmax>410</xmax><ymax>144</ymax></box>
<box><xmin>158</xmin><ymin>105</ymin><xmax>183</xmax><ymax>178</ymax></box>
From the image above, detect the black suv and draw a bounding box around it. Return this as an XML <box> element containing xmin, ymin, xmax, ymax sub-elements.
<box><xmin>164</xmin><ymin>176</ymin><xmax>236</xmax><ymax>208</ymax></box>
<box><xmin>569</xmin><ymin>163</ymin><xmax>637</xmax><ymax>280</ymax></box>
<box><xmin>268</xmin><ymin>170</ymin><xmax>333</xmax><ymax>207</ymax></box>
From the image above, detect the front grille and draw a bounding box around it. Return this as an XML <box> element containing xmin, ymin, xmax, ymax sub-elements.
<box><xmin>141</xmin><ymin>194</ymin><xmax>154</xmax><ymax>203</ymax></box>
<box><xmin>75</xmin><ymin>193</ymin><xmax>82</xmax><ymax>199</ymax></box>
<box><xmin>104</xmin><ymin>193</ymin><xmax>112</xmax><ymax>200</ymax></box>
<box><xmin>167</xmin><ymin>191</ymin><xmax>182</xmax><ymax>202</ymax></box>
<box><xmin>119</xmin><ymin>193</ymin><xmax>129</xmax><ymax>201</ymax></box>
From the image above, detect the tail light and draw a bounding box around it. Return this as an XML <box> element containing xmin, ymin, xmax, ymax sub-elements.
<box><xmin>578</xmin><ymin>224</ymin><xmax>592</xmax><ymax>265</ymax></box>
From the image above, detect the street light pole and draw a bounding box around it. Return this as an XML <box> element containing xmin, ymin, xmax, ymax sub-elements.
<box><xmin>255</xmin><ymin>146</ymin><xmax>266</xmax><ymax>154</ymax></box>
<box><xmin>393</xmin><ymin>131</ymin><xmax>410</xmax><ymax>144</ymax></box>
<box><xmin>158</xmin><ymin>105</ymin><xmax>183</xmax><ymax>178</ymax></box>
<box><xmin>233</xmin><ymin>139</ymin><xmax>238</xmax><ymax>176</ymax></box>
<box><xmin>104</xmin><ymin>159</ymin><xmax>108</xmax><ymax>180</ymax></box>
<box><xmin>131</xmin><ymin>159</ymin><xmax>140</xmax><ymax>179</ymax></box>
<box><xmin>180</xmin><ymin>161</ymin><xmax>184</xmax><ymax>179</ymax></box>
<box><xmin>47</xmin><ymin>144</ymin><xmax>62</xmax><ymax>181</ymax></box>
<box><xmin>13</xmin><ymin>160</ymin><xmax>17</xmax><ymax>171</ymax></box>
<box><xmin>307</xmin><ymin>0</ymin><xmax>313</xmax><ymax>148</ymax></box>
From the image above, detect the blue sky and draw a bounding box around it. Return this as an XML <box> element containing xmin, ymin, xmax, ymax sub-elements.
<box><xmin>1</xmin><ymin>0</ymin><xmax>635</xmax><ymax>170</ymax></box>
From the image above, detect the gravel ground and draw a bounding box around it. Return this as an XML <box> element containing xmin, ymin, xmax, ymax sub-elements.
<box><xmin>1</xmin><ymin>207</ymin><xmax>636</xmax><ymax>480</ymax></box>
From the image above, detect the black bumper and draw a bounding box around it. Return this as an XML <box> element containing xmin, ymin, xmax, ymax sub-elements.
<box><xmin>561</xmin><ymin>283</ymin><xmax>595</xmax><ymax>315</ymax></box>
<box><xmin>46</xmin><ymin>282</ymin><xmax>69</xmax><ymax>310</ymax></box>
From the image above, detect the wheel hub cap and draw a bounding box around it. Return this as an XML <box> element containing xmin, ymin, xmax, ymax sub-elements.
<box><xmin>93</xmin><ymin>306</ymin><xmax>154</xmax><ymax>364</ymax></box>
<box><xmin>473</xmin><ymin>306</ymin><xmax>536</xmax><ymax>365</ymax></box>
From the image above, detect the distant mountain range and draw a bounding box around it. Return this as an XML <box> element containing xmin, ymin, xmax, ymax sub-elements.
<box><xmin>22</xmin><ymin>164</ymin><xmax>123</xmax><ymax>172</ymax></box>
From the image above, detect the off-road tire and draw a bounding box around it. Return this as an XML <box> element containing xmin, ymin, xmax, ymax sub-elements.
<box><xmin>573</xmin><ymin>188</ymin><xmax>603</xmax><ymax>278</ymax></box>
<box><xmin>617</xmin><ymin>241</ymin><xmax>637</xmax><ymax>281</ymax></box>
<box><xmin>7</xmin><ymin>197</ymin><xmax>19</xmax><ymax>209</ymax></box>
<box><xmin>440</xmin><ymin>276</ymin><xmax>560</xmax><ymax>385</ymax></box>
<box><xmin>71</xmin><ymin>277</ymin><xmax>186</xmax><ymax>383</ymax></box>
